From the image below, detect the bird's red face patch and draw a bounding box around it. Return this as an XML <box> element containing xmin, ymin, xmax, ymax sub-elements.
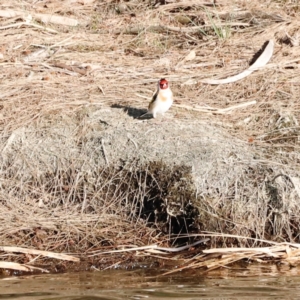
<box><xmin>159</xmin><ymin>78</ymin><xmax>168</xmax><ymax>90</ymax></box>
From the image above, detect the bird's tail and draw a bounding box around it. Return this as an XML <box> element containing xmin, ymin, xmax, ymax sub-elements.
<box><xmin>137</xmin><ymin>111</ymin><xmax>149</xmax><ymax>119</ymax></box>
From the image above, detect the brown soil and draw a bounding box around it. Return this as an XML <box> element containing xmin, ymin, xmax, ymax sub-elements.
<box><xmin>0</xmin><ymin>0</ymin><xmax>300</xmax><ymax>273</ymax></box>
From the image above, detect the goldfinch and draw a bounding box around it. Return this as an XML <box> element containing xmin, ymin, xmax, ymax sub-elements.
<box><xmin>140</xmin><ymin>78</ymin><xmax>173</xmax><ymax>119</ymax></box>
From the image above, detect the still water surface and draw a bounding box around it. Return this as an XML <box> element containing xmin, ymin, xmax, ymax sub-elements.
<box><xmin>1</xmin><ymin>266</ymin><xmax>300</xmax><ymax>300</ymax></box>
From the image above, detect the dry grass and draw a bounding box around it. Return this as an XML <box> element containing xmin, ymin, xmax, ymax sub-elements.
<box><xmin>0</xmin><ymin>0</ymin><xmax>300</xmax><ymax>273</ymax></box>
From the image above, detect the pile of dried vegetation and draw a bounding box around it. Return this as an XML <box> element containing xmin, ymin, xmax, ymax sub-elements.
<box><xmin>0</xmin><ymin>0</ymin><xmax>300</xmax><ymax>274</ymax></box>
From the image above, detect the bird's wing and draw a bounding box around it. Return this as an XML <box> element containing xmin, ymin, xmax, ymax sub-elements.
<box><xmin>148</xmin><ymin>89</ymin><xmax>159</xmax><ymax>110</ymax></box>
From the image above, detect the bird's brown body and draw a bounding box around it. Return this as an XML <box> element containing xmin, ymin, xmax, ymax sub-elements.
<box><xmin>146</xmin><ymin>78</ymin><xmax>173</xmax><ymax>119</ymax></box>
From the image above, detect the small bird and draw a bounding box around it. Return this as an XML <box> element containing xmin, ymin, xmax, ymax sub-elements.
<box><xmin>140</xmin><ymin>78</ymin><xmax>173</xmax><ymax>119</ymax></box>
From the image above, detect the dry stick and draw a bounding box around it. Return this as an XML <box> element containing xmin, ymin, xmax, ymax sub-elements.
<box><xmin>30</xmin><ymin>35</ymin><xmax>75</xmax><ymax>50</ymax></box>
<box><xmin>89</xmin><ymin>245</ymin><xmax>160</xmax><ymax>257</ymax></box>
<box><xmin>0</xmin><ymin>246</ymin><xmax>79</xmax><ymax>262</ymax></box>
<box><xmin>162</xmin><ymin>253</ymin><xmax>252</xmax><ymax>276</ymax></box>
<box><xmin>40</xmin><ymin>62</ymin><xmax>79</xmax><ymax>76</ymax></box>
<box><xmin>0</xmin><ymin>10</ymin><xmax>78</xmax><ymax>26</ymax></box>
<box><xmin>81</xmin><ymin>185</ymin><xmax>87</xmax><ymax>214</ymax></box>
<box><xmin>173</xmin><ymin>101</ymin><xmax>256</xmax><ymax>114</ymax></box>
<box><xmin>98</xmin><ymin>85</ymin><xmax>105</xmax><ymax>95</ymax></box>
<box><xmin>103</xmin><ymin>260</ymin><xmax>125</xmax><ymax>271</ymax></box>
<box><xmin>191</xmin><ymin>232</ymin><xmax>300</xmax><ymax>247</ymax></box>
<box><xmin>204</xmin><ymin>253</ymin><xmax>258</xmax><ymax>271</ymax></box>
<box><xmin>0</xmin><ymin>261</ymin><xmax>49</xmax><ymax>273</ymax></box>
<box><xmin>34</xmin><ymin>13</ymin><xmax>78</xmax><ymax>26</ymax></box>
<box><xmin>158</xmin><ymin>0</ymin><xmax>218</xmax><ymax>10</ymax></box>
<box><xmin>166</xmin><ymin>23</ymin><xmax>250</xmax><ymax>32</ymax></box>
<box><xmin>127</xmin><ymin>134</ymin><xmax>138</xmax><ymax>149</ymax></box>
<box><xmin>50</xmin><ymin>35</ymin><xmax>75</xmax><ymax>48</ymax></box>
<box><xmin>118</xmin><ymin>24</ymin><xmax>249</xmax><ymax>35</ymax></box>
<box><xmin>135</xmin><ymin>93</ymin><xmax>148</xmax><ymax>100</ymax></box>
<box><xmin>0</xmin><ymin>21</ymin><xmax>58</xmax><ymax>33</ymax></box>
<box><xmin>51</xmin><ymin>62</ymin><xmax>88</xmax><ymax>76</ymax></box>
<box><xmin>88</xmin><ymin>238</ymin><xmax>209</xmax><ymax>256</ymax></box>
<box><xmin>101</xmin><ymin>138</ymin><xmax>109</xmax><ymax>165</ymax></box>
<box><xmin>203</xmin><ymin>245</ymin><xmax>288</xmax><ymax>256</ymax></box>
<box><xmin>22</xmin><ymin>48</ymin><xmax>57</xmax><ymax>63</ymax></box>
<box><xmin>217</xmin><ymin>101</ymin><xmax>257</xmax><ymax>113</ymax></box>
<box><xmin>0</xmin><ymin>9</ymin><xmax>22</xmax><ymax>18</ymax></box>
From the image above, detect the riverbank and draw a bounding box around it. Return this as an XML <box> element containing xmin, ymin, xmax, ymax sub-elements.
<box><xmin>0</xmin><ymin>0</ymin><xmax>300</xmax><ymax>274</ymax></box>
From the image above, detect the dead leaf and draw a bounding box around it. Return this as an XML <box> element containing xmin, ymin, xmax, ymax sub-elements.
<box><xmin>184</xmin><ymin>50</ymin><xmax>196</xmax><ymax>61</ymax></box>
<box><xmin>200</xmin><ymin>40</ymin><xmax>274</xmax><ymax>85</ymax></box>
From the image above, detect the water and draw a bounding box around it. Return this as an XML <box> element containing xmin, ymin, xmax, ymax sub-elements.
<box><xmin>1</xmin><ymin>265</ymin><xmax>300</xmax><ymax>300</ymax></box>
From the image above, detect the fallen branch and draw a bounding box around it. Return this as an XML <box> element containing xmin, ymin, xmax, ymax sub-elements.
<box><xmin>0</xmin><ymin>21</ymin><xmax>58</xmax><ymax>33</ymax></box>
<box><xmin>34</xmin><ymin>13</ymin><xmax>78</xmax><ymax>27</ymax></box>
<box><xmin>0</xmin><ymin>246</ymin><xmax>80</xmax><ymax>262</ymax></box>
<box><xmin>0</xmin><ymin>10</ymin><xmax>78</xmax><ymax>26</ymax></box>
<box><xmin>51</xmin><ymin>62</ymin><xmax>89</xmax><ymax>76</ymax></box>
<box><xmin>0</xmin><ymin>261</ymin><xmax>49</xmax><ymax>273</ymax></box>
<box><xmin>88</xmin><ymin>238</ymin><xmax>209</xmax><ymax>256</ymax></box>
